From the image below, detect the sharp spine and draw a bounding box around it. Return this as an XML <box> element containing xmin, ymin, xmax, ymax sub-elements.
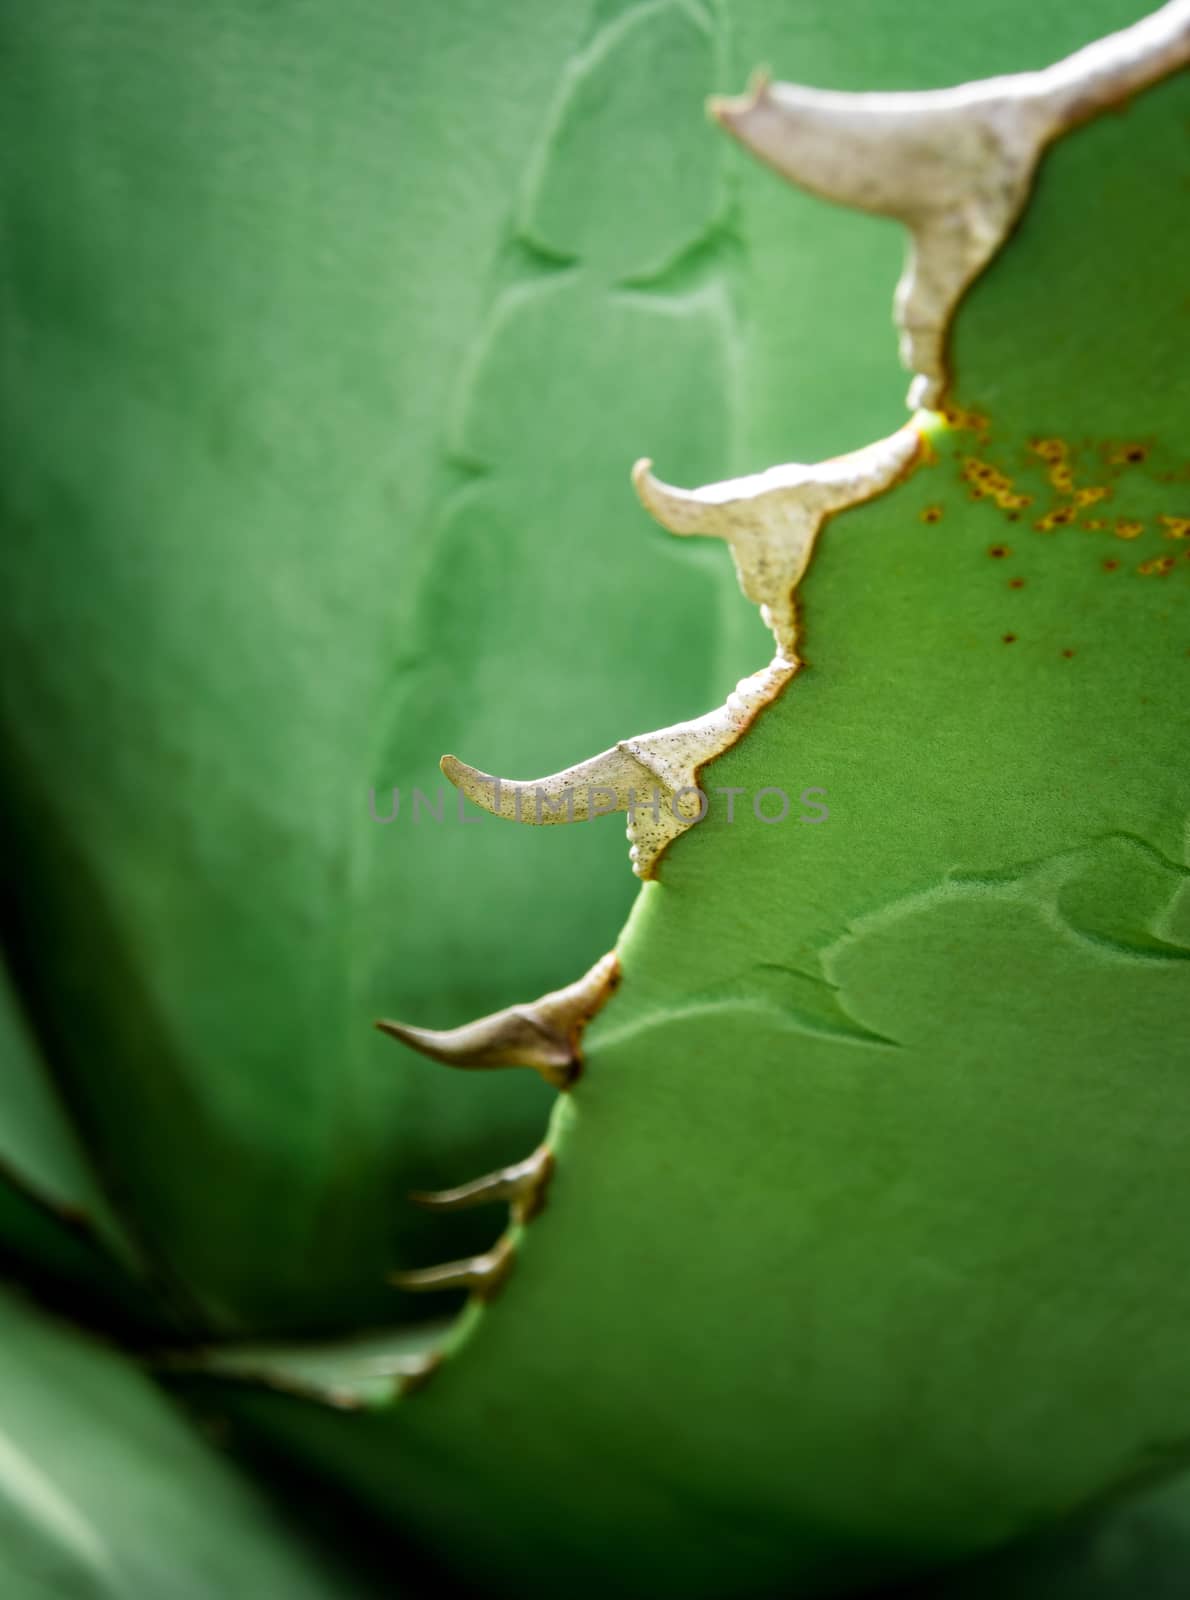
<box><xmin>411</xmin><ymin>1145</ymin><xmax>554</xmax><ymax>1223</ymax></box>
<box><xmin>391</xmin><ymin>1232</ymin><xmax>517</xmax><ymax>1299</ymax></box>
<box><xmin>442</xmin><ymin>659</ymin><xmax>795</xmax><ymax>878</ymax></box>
<box><xmin>633</xmin><ymin>424</ymin><xmax>920</xmax><ymax>656</ymax></box>
<box><xmin>377</xmin><ymin>951</ymin><xmax>620</xmax><ymax>1087</ymax></box>
<box><xmin>711</xmin><ymin>2</ymin><xmax>1190</xmax><ymax>407</ymax></box>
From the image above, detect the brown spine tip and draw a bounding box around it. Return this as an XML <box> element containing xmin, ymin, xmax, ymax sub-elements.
<box><xmin>376</xmin><ymin>950</ymin><xmax>620</xmax><ymax>1088</ymax></box>
<box><xmin>410</xmin><ymin>1145</ymin><xmax>555</xmax><ymax>1222</ymax></box>
<box><xmin>391</xmin><ymin>1232</ymin><xmax>516</xmax><ymax>1300</ymax></box>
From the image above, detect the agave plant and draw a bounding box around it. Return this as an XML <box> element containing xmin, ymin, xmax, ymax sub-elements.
<box><xmin>1</xmin><ymin>1</ymin><xmax>1188</xmax><ymax>1595</ymax></box>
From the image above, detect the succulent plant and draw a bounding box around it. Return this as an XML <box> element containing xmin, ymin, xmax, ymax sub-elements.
<box><xmin>1</xmin><ymin>1</ymin><xmax>1188</xmax><ymax>1596</ymax></box>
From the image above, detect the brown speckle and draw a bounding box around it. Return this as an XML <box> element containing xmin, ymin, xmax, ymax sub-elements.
<box><xmin>920</xmin><ymin>504</ymin><xmax>943</xmax><ymax>524</ymax></box>
<box><xmin>1061</xmin><ymin>649</ymin><xmax>1076</xmax><ymax>659</ymax></box>
<box><xmin>945</xmin><ymin>405</ymin><xmax>989</xmax><ymax>433</ymax></box>
<box><xmin>1029</xmin><ymin>437</ymin><xmax>1068</xmax><ymax>465</ymax></box>
<box><xmin>1102</xmin><ymin>557</ymin><xmax>1120</xmax><ymax>572</ymax></box>
<box><xmin>1073</xmin><ymin>485</ymin><xmax>1110</xmax><ymax>509</ymax></box>
<box><xmin>989</xmin><ymin>544</ymin><xmax>1010</xmax><ymax>559</ymax></box>
<box><xmin>1105</xmin><ymin>441</ymin><xmax>1151</xmax><ymax>467</ymax></box>
<box><xmin>1138</xmin><ymin>555</ymin><xmax>1177</xmax><ymax>577</ymax></box>
<box><xmin>1034</xmin><ymin>499</ymin><xmax>1080</xmax><ymax>532</ymax></box>
<box><xmin>1002</xmin><ymin>633</ymin><xmax>1017</xmax><ymax>644</ymax></box>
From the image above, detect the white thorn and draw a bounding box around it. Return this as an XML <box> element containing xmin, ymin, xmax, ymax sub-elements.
<box><xmin>712</xmin><ymin>3</ymin><xmax>1190</xmax><ymax>406</ymax></box>
<box><xmin>441</xmin><ymin>658</ymin><xmax>796</xmax><ymax>878</ymax></box>
<box><xmin>633</xmin><ymin>424</ymin><xmax>919</xmax><ymax>656</ymax></box>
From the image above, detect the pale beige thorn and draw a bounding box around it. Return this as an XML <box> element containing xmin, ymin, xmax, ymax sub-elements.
<box><xmin>444</xmin><ymin>742</ymin><xmax>686</xmax><ymax>877</ymax></box>
<box><xmin>411</xmin><ymin>1145</ymin><xmax>554</xmax><ymax>1223</ymax></box>
<box><xmin>710</xmin><ymin>2</ymin><xmax>1190</xmax><ymax>408</ymax></box>
<box><xmin>633</xmin><ymin>425</ymin><xmax>919</xmax><ymax>657</ymax></box>
<box><xmin>377</xmin><ymin>951</ymin><xmax>618</xmax><ymax>1088</ymax></box>
<box><xmin>1037</xmin><ymin>1</ymin><xmax>1190</xmax><ymax>128</ymax></box>
<box><xmin>391</xmin><ymin>1231</ymin><xmax>516</xmax><ymax>1299</ymax></box>
<box><xmin>441</xmin><ymin>745</ymin><xmax>651</xmax><ymax>825</ymax></box>
<box><xmin>442</xmin><ymin>657</ymin><xmax>795</xmax><ymax>879</ymax></box>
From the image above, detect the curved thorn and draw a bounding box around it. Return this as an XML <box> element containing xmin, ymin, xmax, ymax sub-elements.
<box><xmin>712</xmin><ymin>3</ymin><xmax>1190</xmax><ymax>407</ymax></box>
<box><xmin>377</xmin><ymin>1010</ymin><xmax>572</xmax><ymax>1087</ymax></box>
<box><xmin>441</xmin><ymin>659</ymin><xmax>796</xmax><ymax>878</ymax></box>
<box><xmin>441</xmin><ymin>746</ymin><xmax>650</xmax><ymax>826</ymax></box>
<box><xmin>391</xmin><ymin>1231</ymin><xmax>516</xmax><ymax>1300</ymax></box>
<box><xmin>411</xmin><ymin>1145</ymin><xmax>555</xmax><ymax>1223</ymax></box>
<box><xmin>377</xmin><ymin>951</ymin><xmax>620</xmax><ymax>1087</ymax></box>
<box><xmin>634</xmin><ymin>426</ymin><xmax>919</xmax><ymax>657</ymax></box>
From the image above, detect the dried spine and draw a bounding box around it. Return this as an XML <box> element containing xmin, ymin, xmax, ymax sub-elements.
<box><xmin>382</xmin><ymin>955</ymin><xmax>618</xmax><ymax>1301</ymax></box>
<box><xmin>633</xmin><ymin>426</ymin><xmax>919</xmax><ymax>658</ymax></box>
<box><xmin>443</xmin><ymin>426</ymin><xmax>918</xmax><ymax>877</ymax></box>
<box><xmin>392</xmin><ymin>1232</ymin><xmax>518</xmax><ymax>1298</ymax></box>
<box><xmin>411</xmin><ymin>1145</ymin><xmax>554</xmax><ymax>1222</ymax></box>
<box><xmin>378</xmin><ymin>12</ymin><xmax>1182</xmax><ymax>1357</ymax></box>
<box><xmin>712</xmin><ymin>1</ymin><xmax>1190</xmax><ymax>408</ymax></box>
<box><xmin>377</xmin><ymin>951</ymin><xmax>619</xmax><ymax>1088</ymax></box>
<box><xmin>443</xmin><ymin>659</ymin><xmax>794</xmax><ymax>880</ymax></box>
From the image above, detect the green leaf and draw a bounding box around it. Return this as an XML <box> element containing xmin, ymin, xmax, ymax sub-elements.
<box><xmin>0</xmin><ymin>0</ymin><xmax>743</xmax><ymax>1328</ymax></box>
<box><xmin>899</xmin><ymin>1471</ymin><xmax>1190</xmax><ymax>1599</ymax></box>
<box><xmin>0</xmin><ymin>957</ymin><xmax>132</xmax><ymax>1255</ymax></box>
<box><xmin>0</xmin><ymin>955</ymin><xmax>153</xmax><ymax>1324</ymax></box>
<box><xmin>204</xmin><ymin>6</ymin><xmax>1190</xmax><ymax>1596</ymax></box>
<box><xmin>0</xmin><ymin>1282</ymin><xmax>381</xmax><ymax>1598</ymax></box>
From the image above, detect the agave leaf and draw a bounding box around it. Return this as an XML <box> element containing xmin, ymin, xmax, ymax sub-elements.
<box><xmin>0</xmin><ymin>0</ymin><xmax>753</xmax><ymax>1328</ymax></box>
<box><xmin>8</xmin><ymin>0</ymin><xmax>1135</xmax><ymax>1334</ymax></box>
<box><xmin>0</xmin><ymin>956</ymin><xmax>159</xmax><ymax>1328</ymax></box>
<box><xmin>0</xmin><ymin>1282</ymin><xmax>383</xmax><ymax>1598</ymax></box>
<box><xmin>163</xmin><ymin>1317</ymin><xmax>457</xmax><ymax>1411</ymax></box>
<box><xmin>898</xmin><ymin>1469</ymin><xmax>1190</xmax><ymax>1598</ymax></box>
<box><xmin>205</xmin><ymin>8</ymin><xmax>1190</xmax><ymax>1597</ymax></box>
<box><xmin>0</xmin><ymin>958</ymin><xmax>135</xmax><ymax>1262</ymax></box>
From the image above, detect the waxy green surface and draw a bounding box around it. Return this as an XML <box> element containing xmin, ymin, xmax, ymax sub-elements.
<box><xmin>0</xmin><ymin>0</ymin><xmax>1158</xmax><ymax>1325</ymax></box>
<box><xmin>204</xmin><ymin>9</ymin><xmax>1189</xmax><ymax>1598</ymax></box>
<box><xmin>0</xmin><ymin>1282</ymin><xmax>380</xmax><ymax>1599</ymax></box>
<box><xmin>1</xmin><ymin>1</ymin><xmax>1186</xmax><ymax>1596</ymax></box>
